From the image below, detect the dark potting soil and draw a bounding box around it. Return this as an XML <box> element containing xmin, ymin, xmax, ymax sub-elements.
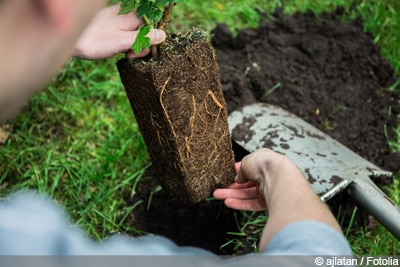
<box><xmin>124</xmin><ymin>9</ymin><xmax>400</xmax><ymax>255</ymax></box>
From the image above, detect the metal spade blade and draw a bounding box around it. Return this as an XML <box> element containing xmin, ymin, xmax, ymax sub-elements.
<box><xmin>228</xmin><ymin>103</ymin><xmax>400</xmax><ymax>240</ymax></box>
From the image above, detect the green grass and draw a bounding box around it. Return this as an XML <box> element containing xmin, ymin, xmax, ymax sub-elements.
<box><xmin>171</xmin><ymin>0</ymin><xmax>280</xmax><ymax>33</ymax></box>
<box><xmin>1</xmin><ymin>0</ymin><xmax>399</xmax><ymax>255</ymax></box>
<box><xmin>347</xmin><ymin>179</ymin><xmax>400</xmax><ymax>255</ymax></box>
<box><xmin>1</xmin><ymin>58</ymin><xmax>150</xmax><ymax>238</ymax></box>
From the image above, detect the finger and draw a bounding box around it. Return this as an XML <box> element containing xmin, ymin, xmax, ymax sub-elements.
<box><xmin>126</xmin><ymin>48</ymin><xmax>150</xmax><ymax>59</ymax></box>
<box><xmin>235</xmin><ymin>159</ymin><xmax>254</xmax><ymax>184</ymax></box>
<box><xmin>223</xmin><ymin>181</ymin><xmax>257</xmax><ymax>190</ymax></box>
<box><xmin>213</xmin><ymin>187</ymin><xmax>258</xmax><ymax>200</ymax></box>
<box><xmin>115</xmin><ymin>7</ymin><xmax>144</xmax><ymax>31</ymax></box>
<box><xmin>122</xmin><ymin>29</ymin><xmax>165</xmax><ymax>48</ymax></box>
<box><xmin>235</xmin><ymin>162</ymin><xmax>241</xmax><ymax>173</ymax></box>
<box><xmin>148</xmin><ymin>29</ymin><xmax>166</xmax><ymax>45</ymax></box>
<box><xmin>235</xmin><ymin>159</ymin><xmax>250</xmax><ymax>184</ymax></box>
<box><xmin>235</xmin><ymin>172</ymin><xmax>249</xmax><ymax>184</ymax></box>
<box><xmin>224</xmin><ymin>198</ymin><xmax>265</xmax><ymax>211</ymax></box>
<box><xmin>125</xmin><ymin>29</ymin><xmax>166</xmax><ymax>59</ymax></box>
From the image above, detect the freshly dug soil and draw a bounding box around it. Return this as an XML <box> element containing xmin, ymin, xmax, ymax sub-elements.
<box><xmin>118</xmin><ymin>29</ymin><xmax>236</xmax><ymax>204</ymax></box>
<box><xmin>124</xmin><ymin>9</ymin><xmax>400</xmax><ymax>255</ymax></box>
<box><xmin>214</xmin><ymin>9</ymin><xmax>400</xmax><ymax>176</ymax></box>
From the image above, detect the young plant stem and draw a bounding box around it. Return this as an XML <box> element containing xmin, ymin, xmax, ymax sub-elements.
<box><xmin>151</xmin><ymin>3</ymin><xmax>177</xmax><ymax>59</ymax></box>
<box><xmin>151</xmin><ymin>45</ymin><xmax>159</xmax><ymax>59</ymax></box>
<box><xmin>158</xmin><ymin>3</ymin><xmax>176</xmax><ymax>31</ymax></box>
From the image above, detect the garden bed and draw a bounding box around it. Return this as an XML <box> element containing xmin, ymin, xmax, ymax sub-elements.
<box><xmin>123</xmin><ymin>9</ymin><xmax>400</xmax><ymax>255</ymax></box>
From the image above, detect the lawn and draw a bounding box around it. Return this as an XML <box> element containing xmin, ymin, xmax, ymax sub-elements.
<box><xmin>1</xmin><ymin>0</ymin><xmax>399</xmax><ymax>255</ymax></box>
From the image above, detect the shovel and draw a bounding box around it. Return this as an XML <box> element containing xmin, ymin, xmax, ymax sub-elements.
<box><xmin>228</xmin><ymin>103</ymin><xmax>400</xmax><ymax>240</ymax></box>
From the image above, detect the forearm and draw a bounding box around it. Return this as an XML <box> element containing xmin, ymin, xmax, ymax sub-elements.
<box><xmin>213</xmin><ymin>148</ymin><xmax>345</xmax><ymax>253</ymax></box>
<box><xmin>258</xmin><ymin>168</ymin><xmax>343</xmax><ymax>251</ymax></box>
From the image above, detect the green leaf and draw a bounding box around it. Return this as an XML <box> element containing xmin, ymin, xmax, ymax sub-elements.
<box><xmin>136</xmin><ymin>0</ymin><xmax>152</xmax><ymax>18</ymax></box>
<box><xmin>132</xmin><ymin>25</ymin><xmax>152</xmax><ymax>54</ymax></box>
<box><xmin>147</xmin><ymin>8</ymin><xmax>163</xmax><ymax>21</ymax></box>
<box><xmin>155</xmin><ymin>0</ymin><xmax>170</xmax><ymax>6</ymax></box>
<box><xmin>118</xmin><ymin>0</ymin><xmax>139</xmax><ymax>15</ymax></box>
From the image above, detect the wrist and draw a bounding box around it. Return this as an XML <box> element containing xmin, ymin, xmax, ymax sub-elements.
<box><xmin>259</xmin><ymin>154</ymin><xmax>306</xmax><ymax>207</ymax></box>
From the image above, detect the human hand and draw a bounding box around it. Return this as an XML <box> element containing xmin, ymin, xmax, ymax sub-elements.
<box><xmin>213</xmin><ymin>179</ymin><xmax>266</xmax><ymax>211</ymax></box>
<box><xmin>216</xmin><ymin>149</ymin><xmax>344</xmax><ymax>251</ymax></box>
<box><xmin>213</xmin><ymin>149</ymin><xmax>301</xmax><ymax>211</ymax></box>
<box><xmin>74</xmin><ymin>4</ymin><xmax>166</xmax><ymax>60</ymax></box>
<box><xmin>213</xmin><ymin>159</ymin><xmax>266</xmax><ymax>211</ymax></box>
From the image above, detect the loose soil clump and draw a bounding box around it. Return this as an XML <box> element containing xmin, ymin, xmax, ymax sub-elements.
<box><xmin>125</xmin><ymin>9</ymin><xmax>400</xmax><ymax>255</ymax></box>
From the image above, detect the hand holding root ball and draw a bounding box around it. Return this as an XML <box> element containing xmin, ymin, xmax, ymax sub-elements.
<box><xmin>214</xmin><ymin>148</ymin><xmax>344</xmax><ymax>251</ymax></box>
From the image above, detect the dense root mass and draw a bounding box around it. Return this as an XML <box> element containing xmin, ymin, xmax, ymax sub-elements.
<box><xmin>118</xmin><ymin>29</ymin><xmax>236</xmax><ymax>203</ymax></box>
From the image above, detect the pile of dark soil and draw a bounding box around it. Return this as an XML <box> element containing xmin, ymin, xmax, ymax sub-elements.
<box><xmin>125</xmin><ymin>9</ymin><xmax>400</xmax><ymax>255</ymax></box>
<box><xmin>214</xmin><ymin>9</ymin><xmax>399</xmax><ymax>173</ymax></box>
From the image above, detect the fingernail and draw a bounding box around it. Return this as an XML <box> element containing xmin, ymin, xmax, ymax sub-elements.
<box><xmin>156</xmin><ymin>30</ymin><xmax>166</xmax><ymax>42</ymax></box>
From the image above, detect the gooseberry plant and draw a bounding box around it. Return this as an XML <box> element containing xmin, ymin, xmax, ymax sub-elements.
<box><xmin>118</xmin><ymin>0</ymin><xmax>184</xmax><ymax>56</ymax></box>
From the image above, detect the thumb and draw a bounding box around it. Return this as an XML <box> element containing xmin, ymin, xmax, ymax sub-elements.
<box><xmin>148</xmin><ymin>29</ymin><xmax>166</xmax><ymax>45</ymax></box>
<box><xmin>234</xmin><ymin>161</ymin><xmax>248</xmax><ymax>184</ymax></box>
<box><xmin>235</xmin><ymin>170</ymin><xmax>249</xmax><ymax>184</ymax></box>
<box><xmin>235</xmin><ymin>158</ymin><xmax>252</xmax><ymax>184</ymax></box>
<box><xmin>125</xmin><ymin>29</ymin><xmax>166</xmax><ymax>59</ymax></box>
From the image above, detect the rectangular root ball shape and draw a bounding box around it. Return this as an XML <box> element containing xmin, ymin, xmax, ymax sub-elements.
<box><xmin>117</xmin><ymin>29</ymin><xmax>236</xmax><ymax>203</ymax></box>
